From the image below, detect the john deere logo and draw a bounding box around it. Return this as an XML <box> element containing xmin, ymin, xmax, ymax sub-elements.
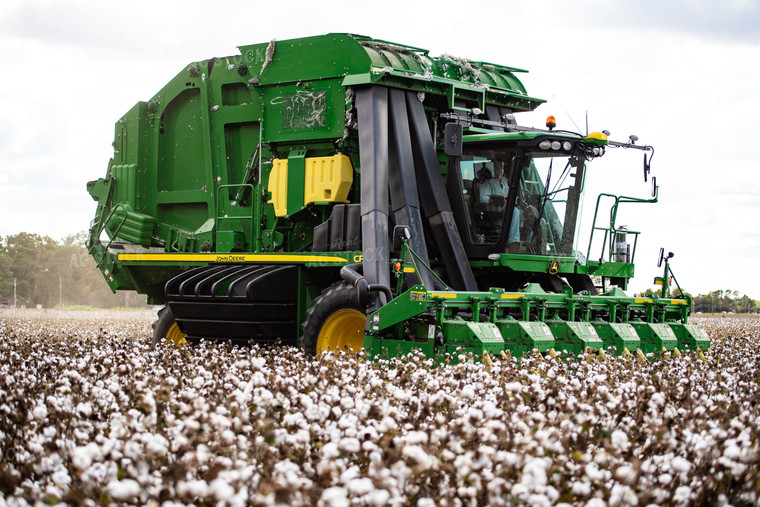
<box><xmin>548</xmin><ymin>260</ymin><xmax>561</xmax><ymax>275</ymax></box>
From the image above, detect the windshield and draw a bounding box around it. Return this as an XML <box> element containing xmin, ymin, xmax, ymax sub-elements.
<box><xmin>457</xmin><ymin>148</ymin><xmax>586</xmax><ymax>257</ymax></box>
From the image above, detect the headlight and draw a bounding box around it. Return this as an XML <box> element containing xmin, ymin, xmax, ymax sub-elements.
<box><xmin>563</xmin><ymin>141</ymin><xmax>572</xmax><ymax>151</ymax></box>
<box><xmin>539</xmin><ymin>140</ymin><xmax>551</xmax><ymax>150</ymax></box>
<box><xmin>551</xmin><ymin>141</ymin><xmax>561</xmax><ymax>150</ymax></box>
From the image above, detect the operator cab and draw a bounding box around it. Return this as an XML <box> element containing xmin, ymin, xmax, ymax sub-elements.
<box><xmin>448</xmin><ymin>134</ymin><xmax>591</xmax><ymax>260</ymax></box>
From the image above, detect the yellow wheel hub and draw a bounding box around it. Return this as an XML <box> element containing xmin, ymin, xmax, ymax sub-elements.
<box><xmin>166</xmin><ymin>322</ymin><xmax>188</xmax><ymax>346</ymax></box>
<box><xmin>316</xmin><ymin>308</ymin><xmax>366</xmax><ymax>355</ymax></box>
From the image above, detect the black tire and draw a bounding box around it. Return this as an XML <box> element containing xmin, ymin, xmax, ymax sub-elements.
<box><xmin>151</xmin><ymin>306</ymin><xmax>187</xmax><ymax>346</ymax></box>
<box><xmin>301</xmin><ymin>281</ymin><xmax>366</xmax><ymax>355</ymax></box>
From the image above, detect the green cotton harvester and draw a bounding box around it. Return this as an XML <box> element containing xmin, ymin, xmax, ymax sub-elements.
<box><xmin>86</xmin><ymin>33</ymin><xmax>710</xmax><ymax>359</ymax></box>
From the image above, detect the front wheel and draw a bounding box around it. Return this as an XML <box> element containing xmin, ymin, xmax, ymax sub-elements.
<box><xmin>301</xmin><ymin>282</ymin><xmax>367</xmax><ymax>355</ymax></box>
<box><xmin>152</xmin><ymin>306</ymin><xmax>188</xmax><ymax>346</ymax></box>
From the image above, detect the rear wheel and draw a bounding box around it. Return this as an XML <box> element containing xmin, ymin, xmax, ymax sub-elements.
<box><xmin>301</xmin><ymin>282</ymin><xmax>367</xmax><ymax>355</ymax></box>
<box><xmin>152</xmin><ymin>306</ymin><xmax>188</xmax><ymax>346</ymax></box>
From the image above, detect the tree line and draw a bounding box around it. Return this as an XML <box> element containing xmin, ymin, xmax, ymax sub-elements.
<box><xmin>0</xmin><ymin>232</ymin><xmax>148</xmax><ymax>309</ymax></box>
<box><xmin>691</xmin><ymin>290</ymin><xmax>758</xmax><ymax>314</ymax></box>
<box><xmin>638</xmin><ymin>287</ymin><xmax>758</xmax><ymax>313</ymax></box>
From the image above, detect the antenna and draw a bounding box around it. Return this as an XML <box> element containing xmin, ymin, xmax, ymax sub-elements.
<box><xmin>585</xmin><ymin>111</ymin><xmax>588</xmax><ymax>137</ymax></box>
<box><xmin>550</xmin><ymin>94</ymin><xmax>584</xmax><ymax>134</ymax></box>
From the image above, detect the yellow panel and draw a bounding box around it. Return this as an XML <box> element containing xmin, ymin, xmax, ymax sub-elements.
<box><xmin>304</xmin><ymin>154</ymin><xmax>353</xmax><ymax>205</ymax></box>
<box><xmin>116</xmin><ymin>253</ymin><xmax>348</xmax><ymax>264</ymax></box>
<box><xmin>267</xmin><ymin>158</ymin><xmax>289</xmax><ymax>217</ymax></box>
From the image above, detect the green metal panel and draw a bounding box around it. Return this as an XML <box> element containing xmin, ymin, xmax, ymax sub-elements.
<box><xmin>630</xmin><ymin>322</ymin><xmax>679</xmax><ymax>354</ymax></box>
<box><xmin>239</xmin><ymin>34</ymin><xmax>374</xmax><ymax>84</ymax></box>
<box><xmin>285</xmin><ymin>149</ymin><xmax>307</xmax><ymax>215</ymax></box>
<box><xmin>157</xmin><ymin>88</ymin><xmax>206</xmax><ymax>191</ymax></box>
<box><xmin>216</xmin><ymin>230</ymin><xmax>245</xmax><ymax>253</ymax></box>
<box><xmin>112</xmin><ymin>164</ymin><xmax>137</xmax><ymax>205</ymax></box>
<box><xmin>668</xmin><ymin>323</ymin><xmax>711</xmax><ymax>351</ymax></box>
<box><xmin>495</xmin><ymin>319</ymin><xmax>555</xmax><ymax>356</ymax></box>
<box><xmin>441</xmin><ymin>319</ymin><xmax>505</xmax><ymax>355</ymax></box>
<box><xmin>545</xmin><ymin>320</ymin><xmax>605</xmax><ymax>355</ymax></box>
<box><xmin>591</xmin><ymin>322</ymin><xmax>641</xmax><ymax>355</ymax></box>
<box><xmin>262</xmin><ymin>81</ymin><xmax>346</xmax><ymax>143</ymax></box>
<box><xmin>104</xmin><ymin>205</ymin><xmax>155</xmax><ymax>247</ymax></box>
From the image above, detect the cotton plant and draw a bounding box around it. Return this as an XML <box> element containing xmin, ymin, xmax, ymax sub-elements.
<box><xmin>0</xmin><ymin>311</ymin><xmax>758</xmax><ymax>506</ymax></box>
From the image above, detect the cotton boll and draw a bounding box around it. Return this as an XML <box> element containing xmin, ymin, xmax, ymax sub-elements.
<box><xmin>584</xmin><ymin>462</ymin><xmax>604</xmax><ymax>483</ymax></box>
<box><xmin>76</xmin><ymin>402</ymin><xmax>93</xmax><ymax>417</ymax></box>
<box><xmin>402</xmin><ymin>445</ymin><xmax>436</xmax><ymax>471</ymax></box>
<box><xmin>671</xmin><ymin>457</ymin><xmax>691</xmax><ymax>474</ymax></box>
<box><xmin>322</xmin><ymin>442</ymin><xmax>340</xmax><ymax>459</ymax></box>
<box><xmin>674</xmin><ymin>485</ymin><xmax>692</xmax><ymax>504</ymax></box>
<box><xmin>377</xmin><ymin>416</ymin><xmax>397</xmax><ymax>433</ymax></box>
<box><xmin>177</xmin><ymin>479</ymin><xmax>209</xmax><ymax>498</ymax></box>
<box><xmin>70</xmin><ymin>446</ymin><xmax>92</xmax><ymax>471</ymax></box>
<box><xmin>609</xmin><ymin>484</ymin><xmax>638</xmax><ymax>506</ymax></box>
<box><xmin>723</xmin><ymin>441</ymin><xmax>741</xmax><ymax>459</ymax></box>
<box><xmin>319</xmin><ymin>486</ymin><xmax>349</xmax><ymax>507</ymax></box>
<box><xmin>572</xmin><ymin>480</ymin><xmax>591</xmax><ymax>496</ymax></box>
<box><xmin>610</xmin><ymin>430</ymin><xmax>630</xmax><ymax>453</ymax></box>
<box><xmin>364</xmin><ymin>488</ymin><xmax>390</xmax><ymax>506</ymax></box>
<box><xmin>33</xmin><ymin>403</ymin><xmax>48</xmax><ymax>420</ymax></box>
<box><xmin>346</xmin><ymin>477</ymin><xmax>374</xmax><ymax>496</ymax></box>
<box><xmin>209</xmin><ymin>478</ymin><xmax>235</xmax><ymax>502</ymax></box>
<box><xmin>107</xmin><ymin>479</ymin><xmax>140</xmax><ymax>501</ymax></box>
<box><xmin>614</xmin><ymin>464</ymin><xmax>637</xmax><ymax>485</ymax></box>
<box><xmin>339</xmin><ymin>437</ymin><xmax>361</xmax><ymax>453</ymax></box>
<box><xmin>520</xmin><ymin>457</ymin><xmax>549</xmax><ymax>488</ymax></box>
<box><xmin>405</xmin><ymin>431</ymin><xmax>428</xmax><ymax>446</ymax></box>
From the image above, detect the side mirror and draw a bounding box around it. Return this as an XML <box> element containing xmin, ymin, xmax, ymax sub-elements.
<box><xmin>643</xmin><ymin>153</ymin><xmax>649</xmax><ymax>182</ymax></box>
<box><xmin>444</xmin><ymin>122</ymin><xmax>463</xmax><ymax>157</ymax></box>
<box><xmin>643</xmin><ymin>148</ymin><xmax>653</xmax><ymax>182</ymax></box>
<box><xmin>657</xmin><ymin>247</ymin><xmax>674</xmax><ymax>267</ymax></box>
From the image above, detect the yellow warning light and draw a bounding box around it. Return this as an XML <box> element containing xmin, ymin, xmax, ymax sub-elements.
<box><xmin>546</xmin><ymin>116</ymin><xmax>556</xmax><ymax>130</ymax></box>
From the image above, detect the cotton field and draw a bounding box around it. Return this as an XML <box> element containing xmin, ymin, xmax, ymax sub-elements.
<box><xmin>0</xmin><ymin>310</ymin><xmax>758</xmax><ymax>506</ymax></box>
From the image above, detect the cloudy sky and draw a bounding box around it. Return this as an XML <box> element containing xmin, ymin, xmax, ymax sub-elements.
<box><xmin>1</xmin><ymin>0</ymin><xmax>758</xmax><ymax>298</ymax></box>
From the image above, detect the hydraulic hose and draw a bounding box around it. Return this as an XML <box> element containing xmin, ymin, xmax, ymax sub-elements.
<box><xmin>340</xmin><ymin>263</ymin><xmax>393</xmax><ymax>309</ymax></box>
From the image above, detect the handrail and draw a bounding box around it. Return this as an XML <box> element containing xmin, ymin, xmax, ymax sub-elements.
<box><xmin>587</xmin><ymin>191</ymin><xmax>656</xmax><ymax>264</ymax></box>
<box><xmin>87</xmin><ymin>203</ymin><xmax>129</xmax><ymax>268</ymax></box>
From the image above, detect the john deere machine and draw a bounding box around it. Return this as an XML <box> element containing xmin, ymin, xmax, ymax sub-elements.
<box><xmin>86</xmin><ymin>33</ymin><xmax>709</xmax><ymax>357</ymax></box>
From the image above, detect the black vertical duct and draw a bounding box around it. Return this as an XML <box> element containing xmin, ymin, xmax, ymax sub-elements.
<box><xmin>387</xmin><ymin>88</ymin><xmax>436</xmax><ymax>289</ymax></box>
<box><xmin>355</xmin><ymin>87</ymin><xmax>391</xmax><ymax>307</ymax></box>
<box><xmin>405</xmin><ymin>91</ymin><xmax>477</xmax><ymax>291</ymax></box>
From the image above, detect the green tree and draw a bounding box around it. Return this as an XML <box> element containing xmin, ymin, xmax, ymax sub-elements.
<box><xmin>0</xmin><ymin>231</ymin><xmax>149</xmax><ymax>309</ymax></box>
<box><xmin>0</xmin><ymin>236</ymin><xmax>13</xmax><ymax>302</ymax></box>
